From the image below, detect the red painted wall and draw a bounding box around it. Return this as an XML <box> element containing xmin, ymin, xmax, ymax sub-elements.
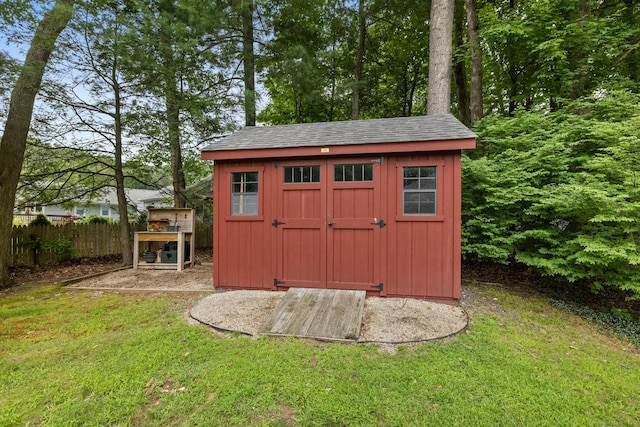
<box><xmin>212</xmin><ymin>151</ymin><xmax>462</xmax><ymax>301</ymax></box>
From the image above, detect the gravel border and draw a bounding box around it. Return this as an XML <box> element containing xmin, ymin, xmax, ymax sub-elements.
<box><xmin>190</xmin><ymin>290</ymin><xmax>469</xmax><ymax>344</ymax></box>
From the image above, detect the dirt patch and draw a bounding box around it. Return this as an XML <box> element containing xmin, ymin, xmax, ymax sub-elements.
<box><xmin>67</xmin><ymin>264</ymin><xmax>213</xmax><ymax>292</ymax></box>
<box><xmin>8</xmin><ymin>255</ymin><xmax>123</xmax><ymax>286</ymax></box>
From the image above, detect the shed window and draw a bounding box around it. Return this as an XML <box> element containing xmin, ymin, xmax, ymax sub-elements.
<box><xmin>334</xmin><ymin>163</ymin><xmax>373</xmax><ymax>182</ymax></box>
<box><xmin>284</xmin><ymin>166</ymin><xmax>320</xmax><ymax>183</ymax></box>
<box><xmin>231</xmin><ymin>172</ymin><xmax>259</xmax><ymax>216</ymax></box>
<box><xmin>403</xmin><ymin>166</ymin><xmax>437</xmax><ymax>215</ymax></box>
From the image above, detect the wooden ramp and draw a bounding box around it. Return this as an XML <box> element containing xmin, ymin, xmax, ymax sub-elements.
<box><xmin>260</xmin><ymin>288</ymin><xmax>366</xmax><ymax>342</ymax></box>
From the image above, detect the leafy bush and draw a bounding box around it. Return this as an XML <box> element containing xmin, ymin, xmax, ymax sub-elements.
<box><xmin>76</xmin><ymin>215</ymin><xmax>115</xmax><ymax>224</ymax></box>
<box><xmin>463</xmin><ymin>90</ymin><xmax>640</xmax><ymax>298</ymax></box>
<box><xmin>40</xmin><ymin>239</ymin><xmax>79</xmax><ymax>261</ymax></box>
<box><xmin>12</xmin><ymin>218</ymin><xmax>27</xmax><ymax>226</ymax></box>
<box><xmin>29</xmin><ymin>213</ymin><xmax>51</xmax><ymax>226</ymax></box>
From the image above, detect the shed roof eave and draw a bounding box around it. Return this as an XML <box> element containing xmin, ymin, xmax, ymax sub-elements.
<box><xmin>201</xmin><ymin>138</ymin><xmax>476</xmax><ymax>161</ymax></box>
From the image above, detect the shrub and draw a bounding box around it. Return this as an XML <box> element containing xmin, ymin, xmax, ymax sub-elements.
<box><xmin>463</xmin><ymin>90</ymin><xmax>640</xmax><ymax>299</ymax></box>
<box><xmin>77</xmin><ymin>215</ymin><xmax>115</xmax><ymax>224</ymax></box>
<box><xmin>29</xmin><ymin>213</ymin><xmax>51</xmax><ymax>226</ymax></box>
<box><xmin>13</xmin><ymin>218</ymin><xmax>28</xmax><ymax>227</ymax></box>
<box><xmin>40</xmin><ymin>239</ymin><xmax>79</xmax><ymax>261</ymax></box>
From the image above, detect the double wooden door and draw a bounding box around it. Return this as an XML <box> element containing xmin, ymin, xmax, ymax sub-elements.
<box><xmin>274</xmin><ymin>159</ymin><xmax>383</xmax><ymax>292</ymax></box>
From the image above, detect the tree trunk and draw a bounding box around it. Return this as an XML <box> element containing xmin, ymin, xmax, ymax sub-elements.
<box><xmin>161</xmin><ymin>44</ymin><xmax>187</xmax><ymax>208</ymax></box>
<box><xmin>113</xmin><ymin>79</ymin><xmax>133</xmax><ymax>266</ymax></box>
<box><xmin>427</xmin><ymin>0</ymin><xmax>455</xmax><ymax>115</ymax></box>
<box><xmin>242</xmin><ymin>0</ymin><xmax>256</xmax><ymax>126</ymax></box>
<box><xmin>454</xmin><ymin>0</ymin><xmax>470</xmax><ymax>125</ymax></box>
<box><xmin>0</xmin><ymin>0</ymin><xmax>74</xmax><ymax>288</ymax></box>
<box><xmin>567</xmin><ymin>0</ymin><xmax>591</xmax><ymax>100</ymax></box>
<box><xmin>351</xmin><ymin>0</ymin><xmax>365</xmax><ymax>120</ymax></box>
<box><xmin>465</xmin><ymin>0</ymin><xmax>483</xmax><ymax>124</ymax></box>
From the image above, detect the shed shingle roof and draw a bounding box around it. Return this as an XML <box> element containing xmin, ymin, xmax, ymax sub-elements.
<box><xmin>202</xmin><ymin>114</ymin><xmax>475</xmax><ymax>153</ymax></box>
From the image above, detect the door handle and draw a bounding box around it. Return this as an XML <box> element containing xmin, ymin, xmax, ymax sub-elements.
<box><xmin>327</xmin><ymin>222</ymin><xmax>334</xmax><ymax>226</ymax></box>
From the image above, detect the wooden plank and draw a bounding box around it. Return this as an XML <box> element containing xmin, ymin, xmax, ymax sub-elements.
<box><xmin>261</xmin><ymin>287</ymin><xmax>304</xmax><ymax>333</ymax></box>
<box><xmin>261</xmin><ymin>288</ymin><xmax>365</xmax><ymax>341</ymax></box>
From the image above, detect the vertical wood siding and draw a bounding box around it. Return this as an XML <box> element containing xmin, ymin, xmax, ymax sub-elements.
<box><xmin>213</xmin><ymin>151</ymin><xmax>462</xmax><ymax>301</ymax></box>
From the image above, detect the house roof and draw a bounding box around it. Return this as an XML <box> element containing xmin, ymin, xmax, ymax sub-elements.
<box><xmin>100</xmin><ymin>188</ymin><xmax>165</xmax><ymax>205</ymax></box>
<box><xmin>201</xmin><ymin>114</ymin><xmax>476</xmax><ymax>161</ymax></box>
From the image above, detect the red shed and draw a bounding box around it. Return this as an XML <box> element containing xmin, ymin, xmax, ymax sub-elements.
<box><xmin>201</xmin><ymin>114</ymin><xmax>475</xmax><ymax>303</ymax></box>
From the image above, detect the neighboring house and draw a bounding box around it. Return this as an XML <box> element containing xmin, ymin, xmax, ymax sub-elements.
<box><xmin>201</xmin><ymin>114</ymin><xmax>476</xmax><ymax>302</ymax></box>
<box><xmin>18</xmin><ymin>188</ymin><xmax>170</xmax><ymax>222</ymax></box>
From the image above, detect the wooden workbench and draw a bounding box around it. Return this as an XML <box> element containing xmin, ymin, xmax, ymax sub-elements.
<box><xmin>133</xmin><ymin>208</ymin><xmax>196</xmax><ymax>271</ymax></box>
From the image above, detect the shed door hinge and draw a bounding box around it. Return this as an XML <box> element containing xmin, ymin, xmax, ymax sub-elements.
<box><xmin>272</xmin><ymin>219</ymin><xmax>286</xmax><ymax>227</ymax></box>
<box><xmin>371</xmin><ymin>283</ymin><xmax>384</xmax><ymax>291</ymax></box>
<box><xmin>274</xmin><ymin>278</ymin><xmax>286</xmax><ymax>287</ymax></box>
<box><xmin>370</xmin><ymin>157</ymin><xmax>384</xmax><ymax>164</ymax></box>
<box><xmin>370</xmin><ymin>219</ymin><xmax>385</xmax><ymax>228</ymax></box>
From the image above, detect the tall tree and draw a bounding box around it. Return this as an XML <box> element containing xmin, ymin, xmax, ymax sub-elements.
<box><xmin>124</xmin><ymin>0</ymin><xmax>234</xmax><ymax>207</ymax></box>
<box><xmin>259</xmin><ymin>0</ymin><xmax>354</xmax><ymax>124</ymax></box>
<box><xmin>43</xmin><ymin>0</ymin><xmax>136</xmax><ymax>264</ymax></box>
<box><xmin>465</xmin><ymin>0</ymin><xmax>482</xmax><ymax>124</ymax></box>
<box><xmin>242</xmin><ymin>0</ymin><xmax>256</xmax><ymax>126</ymax></box>
<box><xmin>0</xmin><ymin>0</ymin><xmax>74</xmax><ymax>288</ymax></box>
<box><xmin>364</xmin><ymin>0</ymin><xmax>430</xmax><ymax>118</ymax></box>
<box><xmin>427</xmin><ymin>0</ymin><xmax>455</xmax><ymax>114</ymax></box>
<box><xmin>351</xmin><ymin>0</ymin><xmax>365</xmax><ymax>120</ymax></box>
<box><xmin>453</xmin><ymin>0</ymin><xmax>470</xmax><ymax>124</ymax></box>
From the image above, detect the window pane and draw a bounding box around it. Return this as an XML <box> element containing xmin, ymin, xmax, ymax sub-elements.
<box><xmin>333</xmin><ymin>164</ymin><xmax>373</xmax><ymax>182</ymax></box>
<box><xmin>231</xmin><ymin>194</ymin><xmax>241</xmax><ymax>215</ymax></box>
<box><xmin>364</xmin><ymin>164</ymin><xmax>373</xmax><ymax>181</ymax></box>
<box><xmin>243</xmin><ymin>195</ymin><xmax>258</xmax><ymax>215</ymax></box>
<box><xmin>354</xmin><ymin>164</ymin><xmax>363</xmax><ymax>181</ymax></box>
<box><xmin>344</xmin><ymin>165</ymin><xmax>353</xmax><ymax>181</ymax></box>
<box><xmin>232</xmin><ymin>171</ymin><xmax>259</xmax><ymax>216</ymax></box>
<box><xmin>420</xmin><ymin>166</ymin><xmax>436</xmax><ymax>177</ymax></box>
<box><xmin>402</xmin><ymin>166</ymin><xmax>437</xmax><ymax>216</ymax></box>
<box><xmin>404</xmin><ymin>192</ymin><xmax>420</xmax><ymax>203</ymax></box>
<box><xmin>404</xmin><ymin>167</ymin><xmax>419</xmax><ymax>178</ymax></box>
<box><xmin>403</xmin><ymin>178</ymin><xmax>419</xmax><ymax>189</ymax></box>
<box><xmin>419</xmin><ymin>178</ymin><xmax>437</xmax><ymax>190</ymax></box>
<box><xmin>404</xmin><ymin>202</ymin><xmax>419</xmax><ymax>214</ymax></box>
<box><xmin>284</xmin><ymin>166</ymin><xmax>320</xmax><ymax>183</ymax></box>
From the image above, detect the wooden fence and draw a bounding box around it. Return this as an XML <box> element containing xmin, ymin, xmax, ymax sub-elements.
<box><xmin>10</xmin><ymin>222</ymin><xmax>213</xmax><ymax>267</ymax></box>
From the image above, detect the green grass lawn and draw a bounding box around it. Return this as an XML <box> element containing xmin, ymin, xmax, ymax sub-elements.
<box><xmin>1</xmin><ymin>283</ymin><xmax>638</xmax><ymax>426</ymax></box>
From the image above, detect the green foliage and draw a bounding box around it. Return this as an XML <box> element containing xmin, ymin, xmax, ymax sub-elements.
<box><xmin>39</xmin><ymin>239</ymin><xmax>79</xmax><ymax>261</ymax></box>
<box><xmin>76</xmin><ymin>215</ymin><xmax>114</xmax><ymax>225</ymax></box>
<box><xmin>12</xmin><ymin>218</ymin><xmax>27</xmax><ymax>226</ymax></box>
<box><xmin>29</xmin><ymin>213</ymin><xmax>51</xmax><ymax>226</ymax></box>
<box><xmin>463</xmin><ymin>90</ymin><xmax>640</xmax><ymax>298</ymax></box>
<box><xmin>259</xmin><ymin>0</ymin><xmax>432</xmax><ymax>124</ymax></box>
<box><xmin>21</xmin><ymin>237</ymin><xmax>79</xmax><ymax>262</ymax></box>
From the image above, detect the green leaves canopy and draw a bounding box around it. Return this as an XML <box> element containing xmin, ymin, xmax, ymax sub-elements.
<box><xmin>463</xmin><ymin>91</ymin><xmax>640</xmax><ymax>297</ymax></box>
